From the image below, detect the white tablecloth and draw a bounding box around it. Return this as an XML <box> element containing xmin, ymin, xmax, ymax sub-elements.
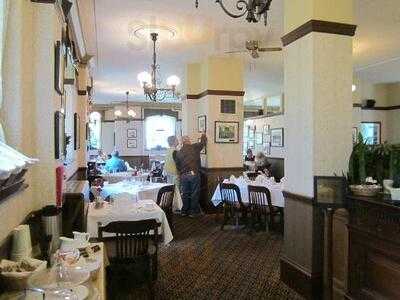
<box><xmin>211</xmin><ymin>179</ymin><xmax>285</xmax><ymax>208</ymax></box>
<box><xmin>101</xmin><ymin>172</ymin><xmax>149</xmax><ymax>184</ymax></box>
<box><xmin>87</xmin><ymin>200</ymin><xmax>173</xmax><ymax>245</ymax></box>
<box><xmin>100</xmin><ymin>181</ymin><xmax>183</xmax><ymax>211</ymax></box>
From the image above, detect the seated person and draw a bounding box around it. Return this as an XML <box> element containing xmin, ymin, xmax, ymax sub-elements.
<box><xmin>244</xmin><ymin>149</ymin><xmax>255</xmax><ymax>162</ymax></box>
<box><xmin>255</xmin><ymin>152</ymin><xmax>272</xmax><ymax>176</ymax></box>
<box><xmin>104</xmin><ymin>150</ymin><xmax>127</xmax><ymax>173</ymax></box>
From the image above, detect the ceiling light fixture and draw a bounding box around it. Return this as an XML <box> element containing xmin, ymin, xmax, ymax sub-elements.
<box><xmin>195</xmin><ymin>0</ymin><xmax>273</xmax><ymax>26</ymax></box>
<box><xmin>137</xmin><ymin>33</ymin><xmax>180</xmax><ymax>102</ymax></box>
<box><xmin>352</xmin><ymin>84</ymin><xmax>357</xmax><ymax>92</ymax></box>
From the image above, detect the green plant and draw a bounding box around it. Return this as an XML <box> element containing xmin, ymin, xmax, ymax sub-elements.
<box><xmin>390</xmin><ymin>146</ymin><xmax>400</xmax><ymax>188</ymax></box>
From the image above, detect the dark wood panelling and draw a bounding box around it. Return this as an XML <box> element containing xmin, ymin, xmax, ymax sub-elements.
<box><xmin>282</xmin><ymin>20</ymin><xmax>357</xmax><ymax>47</ymax></box>
<box><xmin>187</xmin><ymin>90</ymin><xmax>245</xmax><ymax>100</ymax></box>
<box><xmin>353</xmin><ymin>103</ymin><xmax>400</xmax><ymax>110</ymax></box>
<box><xmin>267</xmin><ymin>157</ymin><xmax>284</xmax><ymax>181</ymax></box>
<box><xmin>77</xmin><ymin>90</ymin><xmax>87</xmax><ymax>96</ymax></box>
<box><xmin>68</xmin><ymin>167</ymin><xmax>87</xmax><ymax>181</ymax></box>
<box><xmin>347</xmin><ymin>195</ymin><xmax>400</xmax><ymax>299</ymax></box>
<box><xmin>199</xmin><ymin>167</ymin><xmax>244</xmax><ymax>213</ymax></box>
<box><xmin>282</xmin><ymin>191</ymin><xmax>315</xmax><ymax>205</ymax></box>
<box><xmin>280</xmin><ymin>257</ymin><xmax>323</xmax><ymax>300</ymax></box>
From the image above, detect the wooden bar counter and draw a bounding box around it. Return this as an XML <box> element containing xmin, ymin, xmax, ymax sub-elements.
<box><xmin>346</xmin><ymin>194</ymin><xmax>400</xmax><ymax>300</ymax></box>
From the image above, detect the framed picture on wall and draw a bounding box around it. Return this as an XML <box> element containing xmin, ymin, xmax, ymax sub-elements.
<box><xmin>127</xmin><ymin>139</ymin><xmax>137</xmax><ymax>149</ymax></box>
<box><xmin>54</xmin><ymin>41</ymin><xmax>65</xmax><ymax>96</ymax></box>
<box><xmin>215</xmin><ymin>121</ymin><xmax>239</xmax><ymax>143</ymax></box>
<box><xmin>198</xmin><ymin>115</ymin><xmax>207</xmax><ymax>133</ymax></box>
<box><xmin>74</xmin><ymin>113</ymin><xmax>80</xmax><ymax>150</ymax></box>
<box><xmin>271</xmin><ymin>128</ymin><xmax>284</xmax><ymax>147</ymax></box>
<box><xmin>266</xmin><ymin>95</ymin><xmax>284</xmax><ymax>116</ymax></box>
<box><xmin>54</xmin><ymin>111</ymin><xmax>66</xmax><ymax>159</ymax></box>
<box><xmin>127</xmin><ymin>128</ymin><xmax>137</xmax><ymax>138</ymax></box>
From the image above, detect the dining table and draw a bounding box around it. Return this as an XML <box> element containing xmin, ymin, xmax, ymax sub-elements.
<box><xmin>211</xmin><ymin>176</ymin><xmax>285</xmax><ymax>208</ymax></box>
<box><xmin>100</xmin><ymin>171</ymin><xmax>150</xmax><ymax>184</ymax></box>
<box><xmin>99</xmin><ymin>180</ymin><xmax>183</xmax><ymax>211</ymax></box>
<box><xmin>87</xmin><ymin>200</ymin><xmax>174</xmax><ymax>245</ymax></box>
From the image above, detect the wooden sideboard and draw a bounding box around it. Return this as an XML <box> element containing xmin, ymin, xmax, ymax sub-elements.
<box><xmin>347</xmin><ymin>195</ymin><xmax>400</xmax><ymax>299</ymax></box>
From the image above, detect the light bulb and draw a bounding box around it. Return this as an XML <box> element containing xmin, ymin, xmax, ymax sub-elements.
<box><xmin>127</xmin><ymin>109</ymin><xmax>136</xmax><ymax>117</ymax></box>
<box><xmin>137</xmin><ymin>71</ymin><xmax>152</xmax><ymax>87</ymax></box>
<box><xmin>352</xmin><ymin>84</ymin><xmax>356</xmax><ymax>92</ymax></box>
<box><xmin>114</xmin><ymin>110</ymin><xmax>122</xmax><ymax>117</ymax></box>
<box><xmin>167</xmin><ymin>75</ymin><xmax>181</xmax><ymax>87</ymax></box>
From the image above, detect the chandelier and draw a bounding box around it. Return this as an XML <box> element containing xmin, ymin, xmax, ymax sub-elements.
<box><xmin>114</xmin><ymin>91</ymin><xmax>136</xmax><ymax>120</ymax></box>
<box><xmin>195</xmin><ymin>0</ymin><xmax>273</xmax><ymax>26</ymax></box>
<box><xmin>137</xmin><ymin>33</ymin><xmax>181</xmax><ymax>102</ymax></box>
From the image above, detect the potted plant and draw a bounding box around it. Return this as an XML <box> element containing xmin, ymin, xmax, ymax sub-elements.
<box><xmin>348</xmin><ymin>133</ymin><xmax>382</xmax><ymax>197</ymax></box>
<box><xmin>387</xmin><ymin>147</ymin><xmax>400</xmax><ymax>200</ymax></box>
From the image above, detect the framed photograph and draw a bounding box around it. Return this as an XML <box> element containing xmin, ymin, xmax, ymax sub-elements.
<box><xmin>54</xmin><ymin>41</ymin><xmax>65</xmax><ymax>95</ymax></box>
<box><xmin>266</xmin><ymin>95</ymin><xmax>284</xmax><ymax>116</ymax></box>
<box><xmin>127</xmin><ymin>128</ymin><xmax>137</xmax><ymax>138</ymax></box>
<box><xmin>314</xmin><ymin>176</ymin><xmax>347</xmax><ymax>208</ymax></box>
<box><xmin>54</xmin><ymin>111</ymin><xmax>66</xmax><ymax>159</ymax></box>
<box><xmin>198</xmin><ymin>115</ymin><xmax>207</xmax><ymax>133</ymax></box>
<box><xmin>352</xmin><ymin>127</ymin><xmax>358</xmax><ymax>144</ymax></box>
<box><xmin>220</xmin><ymin>99</ymin><xmax>236</xmax><ymax>114</ymax></box>
<box><xmin>127</xmin><ymin>139</ymin><xmax>137</xmax><ymax>148</ymax></box>
<box><xmin>256</xmin><ymin>132</ymin><xmax>263</xmax><ymax>145</ymax></box>
<box><xmin>74</xmin><ymin>113</ymin><xmax>80</xmax><ymax>150</ymax></box>
<box><xmin>215</xmin><ymin>121</ymin><xmax>239</xmax><ymax>143</ymax></box>
<box><xmin>270</xmin><ymin>128</ymin><xmax>284</xmax><ymax>147</ymax></box>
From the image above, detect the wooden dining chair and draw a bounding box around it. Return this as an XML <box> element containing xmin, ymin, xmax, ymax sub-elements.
<box><xmin>248</xmin><ymin>185</ymin><xmax>283</xmax><ymax>232</ymax></box>
<box><xmin>98</xmin><ymin>219</ymin><xmax>160</xmax><ymax>299</ymax></box>
<box><xmin>219</xmin><ymin>182</ymin><xmax>248</xmax><ymax>230</ymax></box>
<box><xmin>156</xmin><ymin>185</ymin><xmax>175</xmax><ymax>231</ymax></box>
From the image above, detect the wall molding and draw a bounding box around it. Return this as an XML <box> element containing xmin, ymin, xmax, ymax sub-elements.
<box><xmin>283</xmin><ymin>191</ymin><xmax>315</xmax><ymax>205</ymax></box>
<box><xmin>282</xmin><ymin>19</ymin><xmax>357</xmax><ymax>47</ymax></box>
<box><xmin>280</xmin><ymin>256</ymin><xmax>323</xmax><ymax>299</ymax></box>
<box><xmin>187</xmin><ymin>90</ymin><xmax>245</xmax><ymax>100</ymax></box>
<box><xmin>353</xmin><ymin>103</ymin><xmax>400</xmax><ymax>110</ymax></box>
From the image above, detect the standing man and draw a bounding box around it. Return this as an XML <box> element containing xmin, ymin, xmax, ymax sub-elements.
<box><xmin>165</xmin><ymin>135</ymin><xmax>183</xmax><ymax>211</ymax></box>
<box><xmin>174</xmin><ymin>134</ymin><xmax>207</xmax><ymax>217</ymax></box>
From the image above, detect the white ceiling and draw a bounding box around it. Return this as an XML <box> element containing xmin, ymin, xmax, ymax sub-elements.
<box><xmin>77</xmin><ymin>0</ymin><xmax>400</xmax><ymax>105</ymax></box>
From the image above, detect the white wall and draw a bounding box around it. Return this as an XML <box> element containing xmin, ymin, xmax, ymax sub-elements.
<box><xmin>101</xmin><ymin>122</ymin><xmax>115</xmax><ymax>154</ymax></box>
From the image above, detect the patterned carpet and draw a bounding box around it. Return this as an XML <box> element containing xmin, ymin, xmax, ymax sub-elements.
<box><xmin>153</xmin><ymin>214</ymin><xmax>303</xmax><ymax>300</ymax></box>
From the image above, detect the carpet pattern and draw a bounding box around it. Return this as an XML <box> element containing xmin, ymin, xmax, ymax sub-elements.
<box><xmin>153</xmin><ymin>214</ymin><xmax>303</xmax><ymax>300</ymax></box>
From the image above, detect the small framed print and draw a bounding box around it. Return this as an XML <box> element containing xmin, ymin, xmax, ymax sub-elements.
<box><xmin>215</xmin><ymin>121</ymin><xmax>239</xmax><ymax>143</ymax></box>
<box><xmin>198</xmin><ymin>115</ymin><xmax>207</xmax><ymax>133</ymax></box>
<box><xmin>270</xmin><ymin>128</ymin><xmax>284</xmax><ymax>147</ymax></box>
<box><xmin>73</xmin><ymin>113</ymin><xmax>80</xmax><ymax>150</ymax></box>
<box><xmin>127</xmin><ymin>128</ymin><xmax>137</xmax><ymax>138</ymax></box>
<box><xmin>127</xmin><ymin>139</ymin><xmax>137</xmax><ymax>148</ymax></box>
<box><xmin>54</xmin><ymin>41</ymin><xmax>65</xmax><ymax>96</ymax></box>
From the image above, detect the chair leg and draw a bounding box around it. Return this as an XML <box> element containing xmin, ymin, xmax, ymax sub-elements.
<box><xmin>220</xmin><ymin>206</ymin><xmax>227</xmax><ymax>230</ymax></box>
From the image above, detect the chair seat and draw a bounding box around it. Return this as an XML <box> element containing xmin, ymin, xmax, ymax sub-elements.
<box><xmin>107</xmin><ymin>255</ymin><xmax>152</xmax><ymax>290</ymax></box>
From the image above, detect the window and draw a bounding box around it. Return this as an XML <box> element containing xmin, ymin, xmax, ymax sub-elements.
<box><xmin>88</xmin><ymin>111</ymin><xmax>101</xmax><ymax>150</ymax></box>
<box><xmin>145</xmin><ymin>115</ymin><xmax>176</xmax><ymax>150</ymax></box>
<box><xmin>360</xmin><ymin>122</ymin><xmax>381</xmax><ymax>145</ymax></box>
